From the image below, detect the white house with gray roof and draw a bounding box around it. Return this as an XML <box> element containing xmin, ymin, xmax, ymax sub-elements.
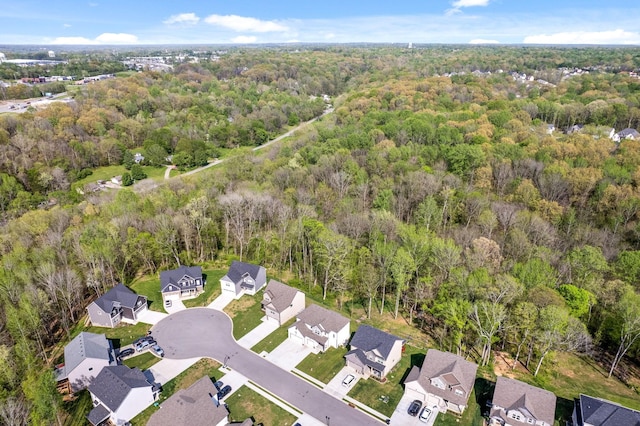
<box><xmin>87</xmin><ymin>365</ymin><xmax>159</xmax><ymax>426</ymax></box>
<box><xmin>489</xmin><ymin>376</ymin><xmax>556</xmax><ymax>426</ymax></box>
<box><xmin>147</xmin><ymin>376</ymin><xmax>229</xmax><ymax>426</ymax></box>
<box><xmin>404</xmin><ymin>349</ymin><xmax>478</xmax><ymax>414</ymax></box>
<box><xmin>86</xmin><ymin>283</ymin><xmax>148</xmax><ymax>328</ymax></box>
<box><xmin>261</xmin><ymin>279</ymin><xmax>305</xmax><ymax>325</ymax></box>
<box><xmin>220</xmin><ymin>261</ymin><xmax>266</xmax><ymax>298</ymax></box>
<box><xmin>345</xmin><ymin>325</ymin><xmax>404</xmax><ymax>380</ymax></box>
<box><xmin>288</xmin><ymin>304</ymin><xmax>350</xmax><ymax>352</ymax></box>
<box><xmin>55</xmin><ymin>332</ymin><xmax>115</xmax><ymax>392</ymax></box>
<box><xmin>160</xmin><ymin>265</ymin><xmax>204</xmax><ymax>302</ymax></box>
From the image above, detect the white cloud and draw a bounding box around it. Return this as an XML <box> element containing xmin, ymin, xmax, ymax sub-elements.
<box><xmin>452</xmin><ymin>0</ymin><xmax>490</xmax><ymax>7</ymax></box>
<box><xmin>163</xmin><ymin>13</ymin><xmax>200</xmax><ymax>25</ymax></box>
<box><xmin>524</xmin><ymin>29</ymin><xmax>640</xmax><ymax>45</ymax></box>
<box><xmin>469</xmin><ymin>38</ymin><xmax>499</xmax><ymax>44</ymax></box>
<box><xmin>49</xmin><ymin>32</ymin><xmax>138</xmax><ymax>44</ymax></box>
<box><xmin>63</xmin><ymin>23</ymin><xmax>71</xmax><ymax>28</ymax></box>
<box><xmin>95</xmin><ymin>33</ymin><xmax>139</xmax><ymax>43</ymax></box>
<box><xmin>231</xmin><ymin>35</ymin><xmax>257</xmax><ymax>44</ymax></box>
<box><xmin>204</xmin><ymin>14</ymin><xmax>288</xmax><ymax>33</ymax></box>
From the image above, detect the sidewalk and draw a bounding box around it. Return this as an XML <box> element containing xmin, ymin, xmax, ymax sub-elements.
<box><xmin>236</xmin><ymin>317</ymin><xmax>279</xmax><ymax>349</ymax></box>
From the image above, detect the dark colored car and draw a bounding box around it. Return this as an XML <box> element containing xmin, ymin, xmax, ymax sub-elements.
<box><xmin>117</xmin><ymin>348</ymin><xmax>135</xmax><ymax>359</ymax></box>
<box><xmin>214</xmin><ymin>380</ymin><xmax>224</xmax><ymax>390</ymax></box>
<box><xmin>217</xmin><ymin>385</ymin><xmax>232</xmax><ymax>400</ymax></box>
<box><xmin>408</xmin><ymin>399</ymin><xmax>422</xmax><ymax>417</ymax></box>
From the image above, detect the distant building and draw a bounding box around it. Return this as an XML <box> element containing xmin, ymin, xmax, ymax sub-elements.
<box><xmin>0</xmin><ymin>52</ymin><xmax>5</xmax><ymax>63</ymax></box>
<box><xmin>48</xmin><ymin>50</ymin><xmax>55</xmax><ymax>58</ymax></box>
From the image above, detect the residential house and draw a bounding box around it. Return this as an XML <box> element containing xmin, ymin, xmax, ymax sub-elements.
<box><xmin>612</xmin><ymin>128</ymin><xmax>640</xmax><ymax>143</ymax></box>
<box><xmin>261</xmin><ymin>279</ymin><xmax>305</xmax><ymax>325</ymax></box>
<box><xmin>87</xmin><ymin>365</ymin><xmax>159</xmax><ymax>426</ymax></box>
<box><xmin>134</xmin><ymin>152</ymin><xmax>145</xmax><ymax>164</ymax></box>
<box><xmin>220</xmin><ymin>261</ymin><xmax>266</xmax><ymax>298</ymax></box>
<box><xmin>572</xmin><ymin>394</ymin><xmax>640</xmax><ymax>426</ymax></box>
<box><xmin>160</xmin><ymin>265</ymin><xmax>204</xmax><ymax>302</ymax></box>
<box><xmin>489</xmin><ymin>376</ymin><xmax>556</xmax><ymax>426</ymax></box>
<box><xmin>565</xmin><ymin>124</ymin><xmax>584</xmax><ymax>134</ymax></box>
<box><xmin>288</xmin><ymin>304</ymin><xmax>350</xmax><ymax>352</ymax></box>
<box><xmin>147</xmin><ymin>376</ymin><xmax>229</xmax><ymax>426</ymax></box>
<box><xmin>403</xmin><ymin>349</ymin><xmax>478</xmax><ymax>414</ymax></box>
<box><xmin>345</xmin><ymin>324</ymin><xmax>404</xmax><ymax>380</ymax></box>
<box><xmin>55</xmin><ymin>332</ymin><xmax>116</xmax><ymax>393</ymax></box>
<box><xmin>86</xmin><ymin>283</ymin><xmax>148</xmax><ymax>328</ymax></box>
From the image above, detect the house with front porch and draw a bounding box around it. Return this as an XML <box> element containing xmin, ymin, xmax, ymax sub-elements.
<box><xmin>220</xmin><ymin>261</ymin><xmax>267</xmax><ymax>298</ymax></box>
<box><xmin>489</xmin><ymin>376</ymin><xmax>556</xmax><ymax>426</ymax></box>
<box><xmin>87</xmin><ymin>365</ymin><xmax>159</xmax><ymax>426</ymax></box>
<box><xmin>262</xmin><ymin>279</ymin><xmax>305</xmax><ymax>325</ymax></box>
<box><xmin>403</xmin><ymin>349</ymin><xmax>478</xmax><ymax>414</ymax></box>
<box><xmin>86</xmin><ymin>283</ymin><xmax>148</xmax><ymax>328</ymax></box>
<box><xmin>288</xmin><ymin>304</ymin><xmax>350</xmax><ymax>352</ymax></box>
<box><xmin>160</xmin><ymin>265</ymin><xmax>204</xmax><ymax>302</ymax></box>
<box><xmin>55</xmin><ymin>332</ymin><xmax>116</xmax><ymax>393</ymax></box>
<box><xmin>345</xmin><ymin>325</ymin><xmax>404</xmax><ymax>380</ymax></box>
<box><xmin>147</xmin><ymin>376</ymin><xmax>229</xmax><ymax>426</ymax></box>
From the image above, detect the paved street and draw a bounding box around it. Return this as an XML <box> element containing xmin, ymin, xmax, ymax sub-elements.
<box><xmin>151</xmin><ymin>308</ymin><xmax>382</xmax><ymax>425</ymax></box>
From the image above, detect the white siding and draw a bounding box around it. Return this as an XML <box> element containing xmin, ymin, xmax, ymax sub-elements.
<box><xmin>113</xmin><ymin>387</ymin><xmax>156</xmax><ymax>422</ymax></box>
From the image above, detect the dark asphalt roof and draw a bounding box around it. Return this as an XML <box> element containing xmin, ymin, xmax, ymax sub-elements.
<box><xmin>490</xmin><ymin>376</ymin><xmax>556</xmax><ymax>426</ymax></box>
<box><xmin>86</xmin><ymin>403</ymin><xmax>110</xmax><ymax>426</ymax></box>
<box><xmin>296</xmin><ymin>304</ymin><xmax>349</xmax><ymax>334</ymax></box>
<box><xmin>88</xmin><ymin>365</ymin><xmax>152</xmax><ymax>412</ymax></box>
<box><xmin>225</xmin><ymin>260</ymin><xmax>263</xmax><ymax>283</ymax></box>
<box><xmin>93</xmin><ymin>283</ymin><xmax>142</xmax><ymax>312</ymax></box>
<box><xmin>345</xmin><ymin>349</ymin><xmax>385</xmax><ymax>372</ymax></box>
<box><xmin>349</xmin><ymin>324</ymin><xmax>403</xmax><ymax>360</ymax></box>
<box><xmin>160</xmin><ymin>265</ymin><xmax>202</xmax><ymax>293</ymax></box>
<box><xmin>578</xmin><ymin>394</ymin><xmax>640</xmax><ymax>426</ymax></box>
<box><xmin>63</xmin><ymin>332</ymin><xmax>112</xmax><ymax>378</ymax></box>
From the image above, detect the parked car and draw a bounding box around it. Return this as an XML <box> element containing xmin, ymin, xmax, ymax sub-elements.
<box><xmin>342</xmin><ymin>374</ymin><xmax>355</xmax><ymax>387</ymax></box>
<box><xmin>419</xmin><ymin>406</ymin><xmax>433</xmax><ymax>422</ymax></box>
<box><xmin>117</xmin><ymin>348</ymin><xmax>135</xmax><ymax>360</ymax></box>
<box><xmin>408</xmin><ymin>400</ymin><xmax>422</xmax><ymax>417</ymax></box>
<box><xmin>150</xmin><ymin>344</ymin><xmax>164</xmax><ymax>357</ymax></box>
<box><xmin>164</xmin><ymin>299</ymin><xmax>172</xmax><ymax>308</ymax></box>
<box><xmin>217</xmin><ymin>385</ymin><xmax>232</xmax><ymax>400</ymax></box>
<box><xmin>214</xmin><ymin>380</ymin><xmax>224</xmax><ymax>390</ymax></box>
<box><xmin>134</xmin><ymin>336</ymin><xmax>154</xmax><ymax>345</ymax></box>
<box><xmin>135</xmin><ymin>340</ymin><xmax>150</xmax><ymax>352</ymax></box>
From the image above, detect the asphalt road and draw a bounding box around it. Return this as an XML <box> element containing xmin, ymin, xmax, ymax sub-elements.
<box><xmin>151</xmin><ymin>308</ymin><xmax>382</xmax><ymax>426</ymax></box>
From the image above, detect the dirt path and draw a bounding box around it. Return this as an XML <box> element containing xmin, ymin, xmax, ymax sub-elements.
<box><xmin>166</xmin><ymin>108</ymin><xmax>333</xmax><ymax>180</ymax></box>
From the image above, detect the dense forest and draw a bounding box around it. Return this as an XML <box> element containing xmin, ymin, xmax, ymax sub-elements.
<box><xmin>1</xmin><ymin>45</ymin><xmax>640</xmax><ymax>424</ymax></box>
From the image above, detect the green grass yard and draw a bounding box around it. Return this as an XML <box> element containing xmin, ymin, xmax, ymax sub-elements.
<box><xmin>129</xmin><ymin>276</ymin><xmax>163</xmax><ymax>312</ymax></box>
<box><xmin>182</xmin><ymin>269</ymin><xmax>224</xmax><ymax>307</ymax></box>
<box><xmin>225</xmin><ymin>385</ymin><xmax>298</xmax><ymax>426</ymax></box>
<box><xmin>80</xmin><ymin>321</ymin><xmax>151</xmax><ymax>349</ymax></box>
<box><xmin>224</xmin><ymin>293</ymin><xmax>265</xmax><ymax>340</ymax></box>
<box><xmin>296</xmin><ymin>346</ymin><xmax>348</xmax><ymax>384</ymax></box>
<box><xmin>251</xmin><ymin>318</ymin><xmax>295</xmax><ymax>354</ymax></box>
<box><xmin>123</xmin><ymin>351</ymin><xmax>161</xmax><ymax>371</ymax></box>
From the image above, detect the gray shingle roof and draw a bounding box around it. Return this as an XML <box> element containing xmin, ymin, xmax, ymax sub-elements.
<box><xmin>618</xmin><ymin>128</ymin><xmax>640</xmax><ymax>138</ymax></box>
<box><xmin>578</xmin><ymin>394</ymin><xmax>640</xmax><ymax>426</ymax></box>
<box><xmin>490</xmin><ymin>376</ymin><xmax>556</xmax><ymax>425</ymax></box>
<box><xmin>349</xmin><ymin>324</ymin><xmax>403</xmax><ymax>360</ymax></box>
<box><xmin>88</xmin><ymin>365</ymin><xmax>153</xmax><ymax>412</ymax></box>
<box><xmin>160</xmin><ymin>265</ymin><xmax>203</xmax><ymax>293</ymax></box>
<box><xmin>63</xmin><ymin>332</ymin><xmax>113</xmax><ymax>378</ymax></box>
<box><xmin>404</xmin><ymin>349</ymin><xmax>477</xmax><ymax>407</ymax></box>
<box><xmin>345</xmin><ymin>349</ymin><xmax>385</xmax><ymax>372</ymax></box>
<box><xmin>263</xmin><ymin>279</ymin><xmax>300</xmax><ymax>313</ymax></box>
<box><xmin>94</xmin><ymin>283</ymin><xmax>143</xmax><ymax>312</ymax></box>
<box><xmin>86</xmin><ymin>403</ymin><xmax>110</xmax><ymax>426</ymax></box>
<box><xmin>225</xmin><ymin>261</ymin><xmax>263</xmax><ymax>284</ymax></box>
<box><xmin>296</xmin><ymin>304</ymin><xmax>349</xmax><ymax>334</ymax></box>
<box><xmin>147</xmin><ymin>376</ymin><xmax>229</xmax><ymax>426</ymax></box>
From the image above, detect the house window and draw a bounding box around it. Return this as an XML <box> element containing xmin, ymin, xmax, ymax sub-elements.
<box><xmin>510</xmin><ymin>413</ymin><xmax>522</xmax><ymax>421</ymax></box>
<box><xmin>454</xmin><ymin>389</ymin><xmax>464</xmax><ymax>396</ymax></box>
<box><xmin>88</xmin><ymin>367</ymin><xmax>93</xmax><ymax>371</ymax></box>
<box><xmin>527</xmin><ymin>418</ymin><xmax>534</xmax><ymax>424</ymax></box>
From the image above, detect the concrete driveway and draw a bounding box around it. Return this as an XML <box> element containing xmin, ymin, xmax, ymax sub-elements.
<box><xmin>207</xmin><ymin>292</ymin><xmax>235</xmax><ymax>311</ymax></box>
<box><xmin>151</xmin><ymin>308</ymin><xmax>382</xmax><ymax>425</ymax></box>
<box><xmin>137</xmin><ymin>309</ymin><xmax>168</xmax><ymax>325</ymax></box>
<box><xmin>145</xmin><ymin>357</ymin><xmax>201</xmax><ymax>385</ymax></box>
<box><xmin>264</xmin><ymin>337</ymin><xmax>312</xmax><ymax>370</ymax></box>
<box><xmin>389</xmin><ymin>393</ymin><xmax>439</xmax><ymax>426</ymax></box>
<box><xmin>324</xmin><ymin>366</ymin><xmax>360</xmax><ymax>399</ymax></box>
<box><xmin>236</xmin><ymin>317</ymin><xmax>279</xmax><ymax>349</ymax></box>
<box><xmin>164</xmin><ymin>299</ymin><xmax>186</xmax><ymax>314</ymax></box>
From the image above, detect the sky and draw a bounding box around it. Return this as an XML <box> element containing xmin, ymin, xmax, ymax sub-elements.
<box><xmin>1</xmin><ymin>0</ymin><xmax>639</xmax><ymax>45</ymax></box>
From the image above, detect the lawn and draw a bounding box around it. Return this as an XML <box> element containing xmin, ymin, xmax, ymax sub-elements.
<box><xmin>251</xmin><ymin>318</ymin><xmax>295</xmax><ymax>354</ymax></box>
<box><xmin>79</xmin><ymin>321</ymin><xmax>151</xmax><ymax>349</ymax></box>
<box><xmin>72</xmin><ymin>164</ymin><xmax>166</xmax><ymax>188</ymax></box>
<box><xmin>62</xmin><ymin>390</ymin><xmax>92</xmax><ymax>426</ymax></box>
<box><xmin>433</xmin><ymin>389</ymin><xmax>483</xmax><ymax>426</ymax></box>
<box><xmin>129</xmin><ymin>276</ymin><xmax>163</xmax><ymax>312</ymax></box>
<box><xmin>130</xmin><ymin>358</ymin><xmax>221</xmax><ymax>425</ymax></box>
<box><xmin>224</xmin><ymin>293</ymin><xmax>265</xmax><ymax>340</ymax></box>
<box><xmin>182</xmin><ymin>268</ymin><xmax>224</xmax><ymax>308</ymax></box>
<box><xmin>123</xmin><ymin>351</ymin><xmax>161</xmax><ymax>370</ymax></box>
<box><xmin>296</xmin><ymin>346</ymin><xmax>348</xmax><ymax>384</ymax></box>
<box><xmin>225</xmin><ymin>385</ymin><xmax>298</xmax><ymax>426</ymax></box>
<box><xmin>348</xmin><ymin>344</ymin><xmax>425</xmax><ymax>417</ymax></box>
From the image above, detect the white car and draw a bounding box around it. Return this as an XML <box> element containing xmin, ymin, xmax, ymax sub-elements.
<box><xmin>342</xmin><ymin>374</ymin><xmax>355</xmax><ymax>387</ymax></box>
<box><xmin>419</xmin><ymin>406</ymin><xmax>433</xmax><ymax>423</ymax></box>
